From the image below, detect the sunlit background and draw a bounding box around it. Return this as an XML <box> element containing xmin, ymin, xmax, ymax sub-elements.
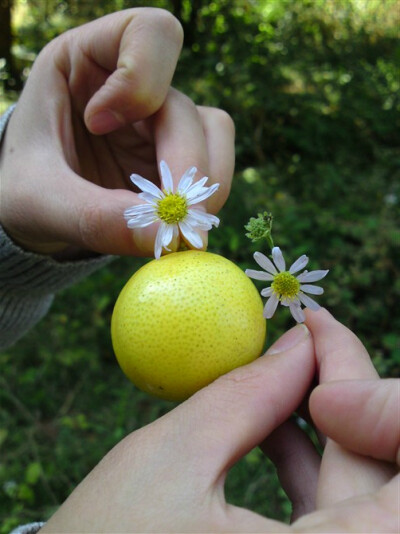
<box><xmin>1</xmin><ymin>0</ymin><xmax>399</xmax><ymax>530</ymax></box>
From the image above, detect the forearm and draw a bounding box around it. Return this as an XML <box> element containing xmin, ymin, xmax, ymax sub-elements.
<box><xmin>0</xmin><ymin>106</ymin><xmax>112</xmax><ymax>349</ymax></box>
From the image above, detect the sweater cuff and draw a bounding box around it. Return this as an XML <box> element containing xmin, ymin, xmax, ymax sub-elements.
<box><xmin>10</xmin><ymin>522</ymin><xmax>45</xmax><ymax>534</ymax></box>
<box><xmin>0</xmin><ymin>226</ymin><xmax>113</xmax><ymax>349</ymax></box>
<box><xmin>0</xmin><ymin>225</ymin><xmax>113</xmax><ymax>294</ymax></box>
<box><xmin>0</xmin><ymin>103</ymin><xmax>17</xmax><ymax>143</ymax></box>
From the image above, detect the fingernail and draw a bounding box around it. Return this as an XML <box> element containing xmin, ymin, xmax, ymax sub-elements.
<box><xmin>88</xmin><ymin>110</ymin><xmax>124</xmax><ymax>133</ymax></box>
<box><xmin>267</xmin><ymin>324</ymin><xmax>310</xmax><ymax>355</ymax></box>
<box><xmin>130</xmin><ymin>227</ymin><xmax>155</xmax><ymax>257</ymax></box>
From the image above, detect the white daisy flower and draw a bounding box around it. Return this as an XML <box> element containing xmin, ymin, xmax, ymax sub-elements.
<box><xmin>124</xmin><ymin>160</ymin><xmax>220</xmax><ymax>259</ymax></box>
<box><xmin>245</xmin><ymin>247</ymin><xmax>329</xmax><ymax>323</ymax></box>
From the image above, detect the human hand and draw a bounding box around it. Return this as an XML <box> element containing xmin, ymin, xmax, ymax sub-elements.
<box><xmin>263</xmin><ymin>308</ymin><xmax>399</xmax><ymax>532</ymax></box>
<box><xmin>40</xmin><ymin>320</ymin><xmax>315</xmax><ymax>532</ymax></box>
<box><xmin>0</xmin><ymin>8</ymin><xmax>234</xmax><ymax>258</ymax></box>
<box><xmin>39</xmin><ymin>310</ymin><xmax>399</xmax><ymax>533</ymax></box>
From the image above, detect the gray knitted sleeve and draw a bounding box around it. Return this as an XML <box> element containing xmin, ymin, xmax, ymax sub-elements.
<box><xmin>10</xmin><ymin>522</ymin><xmax>45</xmax><ymax>534</ymax></box>
<box><xmin>0</xmin><ymin>105</ymin><xmax>113</xmax><ymax>350</ymax></box>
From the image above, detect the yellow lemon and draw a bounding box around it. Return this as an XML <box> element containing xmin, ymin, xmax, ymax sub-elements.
<box><xmin>111</xmin><ymin>250</ymin><xmax>266</xmax><ymax>401</ymax></box>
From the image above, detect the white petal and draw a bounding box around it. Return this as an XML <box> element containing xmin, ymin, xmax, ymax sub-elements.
<box><xmin>254</xmin><ymin>251</ymin><xmax>278</xmax><ymax>274</ymax></box>
<box><xmin>178</xmin><ymin>166</ymin><xmax>197</xmax><ymax>193</ymax></box>
<box><xmin>186</xmin><ymin>188</ymin><xmax>205</xmax><ymax>203</ymax></box>
<box><xmin>124</xmin><ymin>204</ymin><xmax>156</xmax><ymax>217</ymax></box>
<box><xmin>289</xmin><ymin>302</ymin><xmax>305</xmax><ymax>323</ymax></box>
<box><xmin>297</xmin><ymin>270</ymin><xmax>329</xmax><ymax>283</ymax></box>
<box><xmin>154</xmin><ymin>224</ymin><xmax>165</xmax><ymax>259</ymax></box>
<box><xmin>245</xmin><ymin>269</ymin><xmax>274</xmax><ymax>281</ymax></box>
<box><xmin>272</xmin><ymin>247</ymin><xmax>286</xmax><ymax>272</ymax></box>
<box><xmin>130</xmin><ymin>175</ymin><xmax>163</xmax><ymax>198</ymax></box>
<box><xmin>300</xmin><ymin>284</ymin><xmax>324</xmax><ymax>295</ymax></box>
<box><xmin>153</xmin><ymin>222</ymin><xmax>175</xmax><ymax>258</ymax></box>
<box><xmin>289</xmin><ymin>254</ymin><xmax>309</xmax><ymax>274</ymax></box>
<box><xmin>189</xmin><ymin>184</ymin><xmax>207</xmax><ymax>194</ymax></box>
<box><xmin>261</xmin><ymin>287</ymin><xmax>273</xmax><ymax>297</ymax></box>
<box><xmin>187</xmin><ymin>183</ymin><xmax>219</xmax><ymax>204</ymax></box>
<box><xmin>185</xmin><ymin>215</ymin><xmax>211</xmax><ymax>231</ymax></box>
<box><xmin>187</xmin><ymin>222</ymin><xmax>211</xmax><ymax>231</ymax></box>
<box><xmin>160</xmin><ymin>224</ymin><xmax>174</xmax><ymax>251</ymax></box>
<box><xmin>282</xmin><ymin>296</ymin><xmax>301</xmax><ymax>307</ymax></box>
<box><xmin>138</xmin><ymin>192</ymin><xmax>159</xmax><ymax>205</ymax></box>
<box><xmin>263</xmin><ymin>293</ymin><xmax>279</xmax><ymax>318</ymax></box>
<box><xmin>185</xmin><ymin>176</ymin><xmax>209</xmax><ymax>198</ymax></box>
<box><xmin>179</xmin><ymin>220</ymin><xmax>203</xmax><ymax>249</ymax></box>
<box><xmin>187</xmin><ymin>209</ymin><xmax>220</xmax><ymax>228</ymax></box>
<box><xmin>126</xmin><ymin>215</ymin><xmax>156</xmax><ymax>229</ymax></box>
<box><xmin>160</xmin><ymin>160</ymin><xmax>174</xmax><ymax>192</ymax></box>
<box><xmin>298</xmin><ymin>292</ymin><xmax>321</xmax><ymax>311</ymax></box>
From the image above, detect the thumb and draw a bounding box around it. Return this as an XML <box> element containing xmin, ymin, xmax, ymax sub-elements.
<box><xmin>310</xmin><ymin>379</ymin><xmax>400</xmax><ymax>465</ymax></box>
<box><xmin>27</xmin><ymin>163</ymin><xmax>209</xmax><ymax>257</ymax></box>
<box><xmin>34</xmin><ymin>172</ymin><xmax>158</xmax><ymax>256</ymax></box>
<box><xmin>175</xmin><ymin>324</ymin><xmax>315</xmax><ymax>475</ymax></box>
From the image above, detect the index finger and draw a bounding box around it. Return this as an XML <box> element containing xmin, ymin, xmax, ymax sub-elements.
<box><xmin>305</xmin><ymin>307</ymin><xmax>379</xmax><ymax>382</ymax></box>
<box><xmin>139</xmin><ymin>89</ymin><xmax>234</xmax><ymax>253</ymax></box>
<box><xmin>65</xmin><ymin>8</ymin><xmax>184</xmax><ymax>131</ymax></box>
<box><xmin>305</xmin><ymin>308</ymin><xmax>388</xmax><ymax>509</ymax></box>
<box><xmin>152</xmin><ymin>90</ymin><xmax>235</xmax><ymax>212</ymax></box>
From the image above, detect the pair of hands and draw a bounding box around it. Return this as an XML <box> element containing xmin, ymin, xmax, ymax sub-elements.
<box><xmin>2</xmin><ymin>8</ymin><xmax>398</xmax><ymax>532</ymax></box>
<box><xmin>40</xmin><ymin>308</ymin><xmax>399</xmax><ymax>532</ymax></box>
<box><xmin>0</xmin><ymin>8</ymin><xmax>234</xmax><ymax>258</ymax></box>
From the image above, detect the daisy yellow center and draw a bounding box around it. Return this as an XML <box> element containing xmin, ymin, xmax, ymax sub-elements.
<box><xmin>271</xmin><ymin>271</ymin><xmax>300</xmax><ymax>299</ymax></box>
<box><xmin>157</xmin><ymin>193</ymin><xmax>188</xmax><ymax>224</ymax></box>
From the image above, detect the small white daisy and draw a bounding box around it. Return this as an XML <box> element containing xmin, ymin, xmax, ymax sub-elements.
<box><xmin>245</xmin><ymin>246</ymin><xmax>329</xmax><ymax>323</ymax></box>
<box><xmin>124</xmin><ymin>160</ymin><xmax>220</xmax><ymax>259</ymax></box>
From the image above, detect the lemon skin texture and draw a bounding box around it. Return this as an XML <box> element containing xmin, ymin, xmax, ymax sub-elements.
<box><xmin>111</xmin><ymin>250</ymin><xmax>266</xmax><ymax>402</ymax></box>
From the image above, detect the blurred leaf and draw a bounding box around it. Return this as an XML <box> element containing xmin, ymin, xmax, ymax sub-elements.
<box><xmin>25</xmin><ymin>462</ymin><xmax>41</xmax><ymax>485</ymax></box>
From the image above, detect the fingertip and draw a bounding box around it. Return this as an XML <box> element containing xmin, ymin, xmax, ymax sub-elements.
<box><xmin>65</xmin><ymin>185</ymin><xmax>156</xmax><ymax>256</ymax></box>
<box><xmin>129</xmin><ymin>225</ymin><xmax>158</xmax><ymax>258</ymax></box>
<box><xmin>86</xmin><ymin>109</ymin><xmax>125</xmax><ymax>135</ymax></box>
<box><xmin>304</xmin><ymin>308</ymin><xmax>378</xmax><ymax>382</ymax></box>
<box><xmin>198</xmin><ymin>227</ymin><xmax>209</xmax><ymax>251</ymax></box>
<box><xmin>266</xmin><ymin>323</ymin><xmax>310</xmax><ymax>356</ymax></box>
<box><xmin>304</xmin><ymin>306</ymin><xmax>334</xmax><ymax>327</ymax></box>
<box><xmin>308</xmin><ymin>382</ymin><xmax>330</xmax><ymax>421</ymax></box>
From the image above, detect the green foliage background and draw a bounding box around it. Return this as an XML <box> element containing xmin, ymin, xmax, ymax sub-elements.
<box><xmin>1</xmin><ymin>0</ymin><xmax>399</xmax><ymax>530</ymax></box>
